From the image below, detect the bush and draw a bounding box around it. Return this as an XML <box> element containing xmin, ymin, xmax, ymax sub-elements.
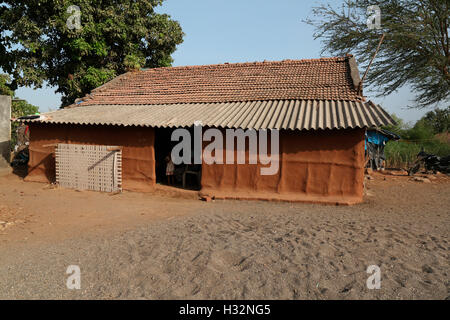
<box><xmin>404</xmin><ymin>119</ymin><xmax>435</xmax><ymax>141</ymax></box>
<box><xmin>382</xmin><ymin>111</ymin><xmax>450</xmax><ymax>168</ymax></box>
<box><xmin>385</xmin><ymin>139</ymin><xmax>450</xmax><ymax>168</ymax></box>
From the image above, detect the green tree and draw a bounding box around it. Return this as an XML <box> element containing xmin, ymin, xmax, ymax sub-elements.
<box><xmin>0</xmin><ymin>74</ymin><xmax>13</xmax><ymax>96</ymax></box>
<box><xmin>0</xmin><ymin>0</ymin><xmax>184</xmax><ymax>106</ymax></box>
<box><xmin>305</xmin><ymin>0</ymin><xmax>449</xmax><ymax>108</ymax></box>
<box><xmin>382</xmin><ymin>113</ymin><xmax>410</xmax><ymax>136</ymax></box>
<box><xmin>407</xmin><ymin>119</ymin><xmax>435</xmax><ymax>141</ymax></box>
<box><xmin>422</xmin><ymin>107</ymin><xmax>450</xmax><ymax>134</ymax></box>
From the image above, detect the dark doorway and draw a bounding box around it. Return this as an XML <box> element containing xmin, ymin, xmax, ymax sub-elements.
<box><xmin>154</xmin><ymin>127</ymin><xmax>201</xmax><ymax>190</ymax></box>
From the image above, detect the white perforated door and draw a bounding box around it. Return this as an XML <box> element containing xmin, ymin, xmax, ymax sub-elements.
<box><xmin>55</xmin><ymin>144</ymin><xmax>122</xmax><ymax>192</ymax></box>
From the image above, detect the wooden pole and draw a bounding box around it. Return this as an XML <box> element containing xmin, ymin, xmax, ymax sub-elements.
<box><xmin>42</xmin><ymin>143</ymin><xmax>59</xmax><ymax>148</ymax></box>
<box><xmin>358</xmin><ymin>33</ymin><xmax>386</xmax><ymax>95</ymax></box>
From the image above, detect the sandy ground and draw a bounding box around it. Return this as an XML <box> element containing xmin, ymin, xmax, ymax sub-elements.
<box><xmin>0</xmin><ymin>168</ymin><xmax>448</xmax><ymax>300</ymax></box>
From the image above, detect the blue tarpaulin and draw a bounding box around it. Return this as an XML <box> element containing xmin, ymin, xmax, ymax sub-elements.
<box><xmin>365</xmin><ymin>131</ymin><xmax>389</xmax><ymax>150</ymax></box>
<box><xmin>365</xmin><ymin>129</ymin><xmax>400</xmax><ymax>169</ymax></box>
<box><xmin>365</xmin><ymin>129</ymin><xmax>400</xmax><ymax>150</ymax></box>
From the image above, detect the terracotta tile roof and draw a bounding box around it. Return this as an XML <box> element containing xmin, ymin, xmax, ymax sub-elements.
<box><xmin>77</xmin><ymin>56</ymin><xmax>363</xmax><ymax>106</ymax></box>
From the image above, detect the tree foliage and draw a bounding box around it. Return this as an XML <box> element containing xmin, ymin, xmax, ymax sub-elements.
<box><xmin>382</xmin><ymin>113</ymin><xmax>409</xmax><ymax>136</ymax></box>
<box><xmin>0</xmin><ymin>74</ymin><xmax>38</xmax><ymax>117</ymax></box>
<box><xmin>0</xmin><ymin>0</ymin><xmax>184</xmax><ymax>106</ymax></box>
<box><xmin>0</xmin><ymin>73</ymin><xmax>13</xmax><ymax>96</ymax></box>
<box><xmin>422</xmin><ymin>107</ymin><xmax>450</xmax><ymax>134</ymax></box>
<box><xmin>383</xmin><ymin>107</ymin><xmax>449</xmax><ymax>142</ymax></box>
<box><xmin>305</xmin><ymin>0</ymin><xmax>449</xmax><ymax>108</ymax></box>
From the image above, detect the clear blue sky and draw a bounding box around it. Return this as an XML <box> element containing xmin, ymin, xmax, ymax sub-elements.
<box><xmin>14</xmin><ymin>0</ymin><xmax>436</xmax><ymax>124</ymax></box>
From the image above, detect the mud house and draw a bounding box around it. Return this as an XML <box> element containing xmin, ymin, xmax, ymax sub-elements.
<box><xmin>21</xmin><ymin>56</ymin><xmax>394</xmax><ymax>204</ymax></box>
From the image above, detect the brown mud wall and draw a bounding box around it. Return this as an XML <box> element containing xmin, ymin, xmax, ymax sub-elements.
<box><xmin>26</xmin><ymin>123</ymin><xmax>364</xmax><ymax>204</ymax></box>
<box><xmin>200</xmin><ymin>128</ymin><xmax>365</xmax><ymax>205</ymax></box>
<box><xmin>26</xmin><ymin>123</ymin><xmax>156</xmax><ymax>192</ymax></box>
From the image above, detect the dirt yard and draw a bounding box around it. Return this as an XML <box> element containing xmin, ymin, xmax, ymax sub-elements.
<box><xmin>0</xmin><ymin>168</ymin><xmax>448</xmax><ymax>300</ymax></box>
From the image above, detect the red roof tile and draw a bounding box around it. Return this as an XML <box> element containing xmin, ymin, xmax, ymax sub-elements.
<box><xmin>78</xmin><ymin>56</ymin><xmax>362</xmax><ymax>106</ymax></box>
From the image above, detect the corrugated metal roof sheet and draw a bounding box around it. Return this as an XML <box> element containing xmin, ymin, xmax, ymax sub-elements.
<box><xmin>24</xmin><ymin>100</ymin><xmax>394</xmax><ymax>130</ymax></box>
